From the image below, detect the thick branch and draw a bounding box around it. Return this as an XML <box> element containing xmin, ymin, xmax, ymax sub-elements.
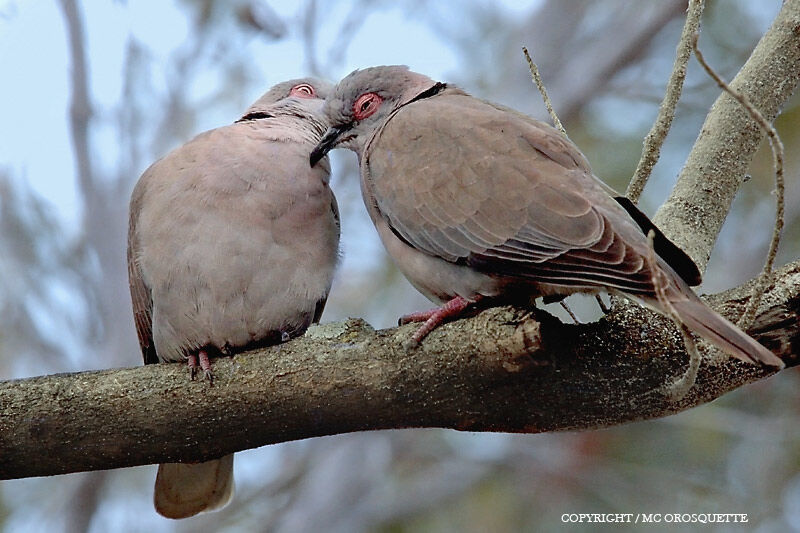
<box><xmin>652</xmin><ymin>0</ymin><xmax>800</xmax><ymax>269</ymax></box>
<box><xmin>2</xmin><ymin>260</ymin><xmax>799</xmax><ymax>480</ymax></box>
<box><xmin>4</xmin><ymin>0</ymin><xmax>798</xmax><ymax>487</ymax></box>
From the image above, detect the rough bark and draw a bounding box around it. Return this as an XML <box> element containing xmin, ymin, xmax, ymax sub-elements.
<box><xmin>653</xmin><ymin>0</ymin><xmax>800</xmax><ymax>270</ymax></box>
<box><xmin>1</xmin><ymin>259</ymin><xmax>799</xmax><ymax>480</ymax></box>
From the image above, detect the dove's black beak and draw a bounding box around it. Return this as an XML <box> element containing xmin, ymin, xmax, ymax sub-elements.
<box><xmin>310</xmin><ymin>124</ymin><xmax>351</xmax><ymax>167</ymax></box>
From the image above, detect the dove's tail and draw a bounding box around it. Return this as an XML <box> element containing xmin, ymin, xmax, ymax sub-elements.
<box><xmin>664</xmin><ymin>284</ymin><xmax>784</xmax><ymax>369</ymax></box>
<box><xmin>154</xmin><ymin>454</ymin><xmax>234</xmax><ymax>519</ymax></box>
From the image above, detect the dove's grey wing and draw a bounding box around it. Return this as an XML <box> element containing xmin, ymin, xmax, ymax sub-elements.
<box><xmin>312</xmin><ymin>192</ymin><xmax>341</xmax><ymax>324</ymax></box>
<box><xmin>365</xmin><ymin>92</ymin><xmax>662</xmax><ymax>296</ymax></box>
<box><xmin>127</xmin><ymin>175</ymin><xmax>158</xmax><ymax>365</ymax></box>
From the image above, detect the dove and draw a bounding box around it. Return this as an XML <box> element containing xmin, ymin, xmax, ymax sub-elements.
<box><xmin>128</xmin><ymin>78</ymin><xmax>340</xmax><ymax>518</ymax></box>
<box><xmin>309</xmin><ymin>65</ymin><xmax>782</xmax><ymax>369</ymax></box>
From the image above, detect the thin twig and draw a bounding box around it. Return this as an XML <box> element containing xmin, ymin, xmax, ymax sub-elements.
<box><xmin>626</xmin><ymin>0</ymin><xmax>705</xmax><ymax>203</ymax></box>
<box><xmin>668</xmin><ymin>325</ymin><xmax>701</xmax><ymax>401</ymax></box>
<box><xmin>522</xmin><ymin>46</ymin><xmax>566</xmax><ymax>136</ymax></box>
<box><xmin>595</xmin><ymin>294</ymin><xmax>610</xmax><ymax>314</ymax></box>
<box><xmin>644</xmin><ymin>230</ymin><xmax>701</xmax><ymax>399</ymax></box>
<box><xmin>559</xmin><ymin>301</ymin><xmax>579</xmax><ymax>323</ymax></box>
<box><xmin>691</xmin><ymin>33</ymin><xmax>785</xmax><ymax>330</ymax></box>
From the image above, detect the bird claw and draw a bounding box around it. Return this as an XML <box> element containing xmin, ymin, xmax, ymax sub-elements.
<box><xmin>198</xmin><ymin>350</ymin><xmax>214</xmax><ymax>385</ymax></box>
<box><xmin>187</xmin><ymin>354</ymin><xmax>198</xmax><ymax>380</ymax></box>
<box><xmin>186</xmin><ymin>350</ymin><xmax>214</xmax><ymax>385</ymax></box>
<box><xmin>398</xmin><ymin>296</ymin><xmax>474</xmax><ymax>346</ymax></box>
<box><xmin>402</xmin><ymin>337</ymin><xmax>420</xmax><ymax>351</ymax></box>
<box><xmin>398</xmin><ymin>308</ymin><xmax>438</xmax><ymax>325</ymax></box>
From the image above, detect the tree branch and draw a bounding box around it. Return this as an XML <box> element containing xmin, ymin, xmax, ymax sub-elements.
<box><xmin>2</xmin><ymin>0</ymin><xmax>798</xmax><ymax>485</ymax></box>
<box><xmin>1</xmin><ymin>259</ymin><xmax>799</xmax><ymax>480</ymax></box>
<box><xmin>626</xmin><ymin>0</ymin><xmax>705</xmax><ymax>204</ymax></box>
<box><xmin>652</xmin><ymin>0</ymin><xmax>800</xmax><ymax>270</ymax></box>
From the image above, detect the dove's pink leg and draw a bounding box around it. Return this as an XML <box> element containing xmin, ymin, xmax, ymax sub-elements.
<box><xmin>198</xmin><ymin>350</ymin><xmax>213</xmax><ymax>381</ymax></box>
<box><xmin>187</xmin><ymin>350</ymin><xmax>214</xmax><ymax>383</ymax></box>
<box><xmin>400</xmin><ymin>296</ymin><xmax>477</xmax><ymax>345</ymax></box>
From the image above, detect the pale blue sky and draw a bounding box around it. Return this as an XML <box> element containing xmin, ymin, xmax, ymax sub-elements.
<box><xmin>0</xmin><ymin>1</ymin><xmax>538</xmax><ymax>228</ymax></box>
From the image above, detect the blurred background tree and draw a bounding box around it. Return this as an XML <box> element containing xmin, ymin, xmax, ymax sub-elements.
<box><xmin>0</xmin><ymin>0</ymin><xmax>798</xmax><ymax>531</ymax></box>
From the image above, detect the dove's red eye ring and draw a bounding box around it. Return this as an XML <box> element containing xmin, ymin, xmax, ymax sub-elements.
<box><xmin>290</xmin><ymin>84</ymin><xmax>315</xmax><ymax>98</ymax></box>
<box><xmin>353</xmin><ymin>92</ymin><xmax>382</xmax><ymax>120</ymax></box>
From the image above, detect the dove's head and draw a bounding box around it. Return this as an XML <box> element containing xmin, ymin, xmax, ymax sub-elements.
<box><xmin>239</xmin><ymin>78</ymin><xmax>333</xmax><ymax>134</ymax></box>
<box><xmin>309</xmin><ymin>66</ymin><xmax>441</xmax><ymax>166</ymax></box>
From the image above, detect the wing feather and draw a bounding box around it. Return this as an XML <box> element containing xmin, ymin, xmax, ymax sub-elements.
<box><xmin>365</xmin><ymin>91</ymin><xmax>666</xmax><ymax>295</ymax></box>
<box><xmin>127</xmin><ymin>175</ymin><xmax>158</xmax><ymax>365</ymax></box>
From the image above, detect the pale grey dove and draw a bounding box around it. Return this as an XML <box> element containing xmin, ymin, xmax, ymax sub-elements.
<box><xmin>309</xmin><ymin>65</ymin><xmax>783</xmax><ymax>369</ymax></box>
<box><xmin>128</xmin><ymin>78</ymin><xmax>339</xmax><ymax>519</ymax></box>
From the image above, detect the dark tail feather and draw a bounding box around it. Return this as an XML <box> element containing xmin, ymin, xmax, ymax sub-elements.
<box><xmin>670</xmin><ymin>297</ymin><xmax>785</xmax><ymax>369</ymax></box>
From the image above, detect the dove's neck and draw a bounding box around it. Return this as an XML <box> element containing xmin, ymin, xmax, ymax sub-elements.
<box><xmin>236</xmin><ymin>102</ymin><xmax>328</xmax><ymax>144</ymax></box>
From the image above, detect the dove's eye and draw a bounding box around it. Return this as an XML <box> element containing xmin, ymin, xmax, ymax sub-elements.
<box><xmin>353</xmin><ymin>92</ymin><xmax>382</xmax><ymax>120</ymax></box>
<box><xmin>290</xmin><ymin>84</ymin><xmax>315</xmax><ymax>98</ymax></box>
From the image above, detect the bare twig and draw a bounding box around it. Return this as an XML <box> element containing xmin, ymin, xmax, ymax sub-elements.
<box><xmin>594</xmin><ymin>295</ymin><xmax>610</xmax><ymax>314</ymax></box>
<box><xmin>651</xmin><ymin>1</ymin><xmax>799</xmax><ymax>270</ymax></box>
<box><xmin>513</xmin><ymin>1</ymin><xmax>687</xmax><ymax>126</ymax></box>
<box><xmin>691</xmin><ymin>33</ymin><xmax>785</xmax><ymax>331</ymax></box>
<box><xmin>626</xmin><ymin>0</ymin><xmax>705</xmax><ymax>203</ymax></box>
<box><xmin>558</xmin><ymin>301</ymin><xmax>579</xmax><ymax>323</ymax></box>
<box><xmin>669</xmin><ymin>325</ymin><xmax>701</xmax><ymax>400</ymax></box>
<box><xmin>644</xmin><ymin>230</ymin><xmax>702</xmax><ymax>398</ymax></box>
<box><xmin>523</xmin><ymin>46</ymin><xmax>566</xmax><ymax>136</ymax></box>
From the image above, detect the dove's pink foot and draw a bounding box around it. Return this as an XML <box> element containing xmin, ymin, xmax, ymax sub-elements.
<box><xmin>399</xmin><ymin>296</ymin><xmax>477</xmax><ymax>347</ymax></box>
<box><xmin>187</xmin><ymin>350</ymin><xmax>214</xmax><ymax>384</ymax></box>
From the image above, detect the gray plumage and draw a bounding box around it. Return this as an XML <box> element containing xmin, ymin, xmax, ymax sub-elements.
<box><xmin>128</xmin><ymin>78</ymin><xmax>340</xmax><ymax>518</ymax></box>
<box><xmin>310</xmin><ymin>65</ymin><xmax>782</xmax><ymax>369</ymax></box>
